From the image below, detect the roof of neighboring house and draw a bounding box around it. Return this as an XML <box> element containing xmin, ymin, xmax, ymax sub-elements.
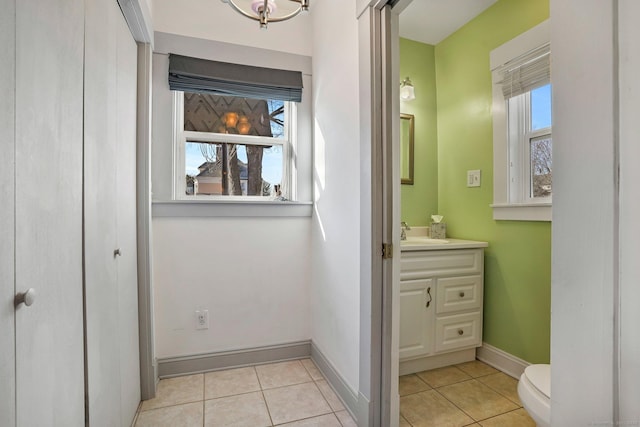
<box><xmin>196</xmin><ymin>161</ymin><xmax>248</xmax><ymax>180</ymax></box>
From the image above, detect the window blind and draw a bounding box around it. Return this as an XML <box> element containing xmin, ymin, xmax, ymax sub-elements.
<box><xmin>168</xmin><ymin>54</ymin><xmax>303</xmax><ymax>103</ymax></box>
<box><xmin>497</xmin><ymin>44</ymin><xmax>550</xmax><ymax>99</ymax></box>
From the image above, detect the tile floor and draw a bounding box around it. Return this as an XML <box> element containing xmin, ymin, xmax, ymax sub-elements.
<box><xmin>399</xmin><ymin>360</ymin><xmax>536</xmax><ymax>427</ymax></box>
<box><xmin>134</xmin><ymin>359</ymin><xmax>357</xmax><ymax>427</ymax></box>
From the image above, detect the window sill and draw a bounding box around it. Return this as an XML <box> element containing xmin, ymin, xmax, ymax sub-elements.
<box><xmin>491</xmin><ymin>203</ymin><xmax>551</xmax><ymax>221</ymax></box>
<box><xmin>152</xmin><ymin>200</ymin><xmax>313</xmax><ymax>218</ymax></box>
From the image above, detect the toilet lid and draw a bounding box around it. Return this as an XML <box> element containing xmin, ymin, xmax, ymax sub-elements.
<box><xmin>524</xmin><ymin>364</ymin><xmax>551</xmax><ymax>399</ymax></box>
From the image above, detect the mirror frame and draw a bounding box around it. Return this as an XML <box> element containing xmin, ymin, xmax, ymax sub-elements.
<box><xmin>400</xmin><ymin>113</ymin><xmax>415</xmax><ymax>185</ymax></box>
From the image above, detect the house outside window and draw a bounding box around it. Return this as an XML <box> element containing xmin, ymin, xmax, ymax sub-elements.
<box><xmin>174</xmin><ymin>92</ymin><xmax>294</xmax><ymax>200</ymax></box>
<box><xmin>490</xmin><ymin>20</ymin><xmax>552</xmax><ymax>221</ymax></box>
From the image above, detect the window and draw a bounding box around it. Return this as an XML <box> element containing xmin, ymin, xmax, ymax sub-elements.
<box><xmin>167</xmin><ymin>53</ymin><xmax>304</xmax><ymax>203</ymax></box>
<box><xmin>507</xmin><ymin>83</ymin><xmax>552</xmax><ymax>203</ymax></box>
<box><xmin>490</xmin><ymin>20</ymin><xmax>552</xmax><ymax>221</ymax></box>
<box><xmin>175</xmin><ymin>92</ymin><xmax>294</xmax><ymax>200</ymax></box>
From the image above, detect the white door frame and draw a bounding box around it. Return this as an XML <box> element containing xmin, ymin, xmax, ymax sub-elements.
<box><xmin>357</xmin><ymin>1</ymin><xmax>409</xmax><ymax>425</ymax></box>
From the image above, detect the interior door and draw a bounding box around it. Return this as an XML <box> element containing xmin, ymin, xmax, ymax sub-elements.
<box><xmin>14</xmin><ymin>0</ymin><xmax>86</xmax><ymax>425</ymax></box>
<box><xmin>84</xmin><ymin>0</ymin><xmax>120</xmax><ymax>422</ymax></box>
<box><xmin>0</xmin><ymin>0</ymin><xmax>16</xmax><ymax>425</ymax></box>
<box><xmin>84</xmin><ymin>0</ymin><xmax>140</xmax><ymax>424</ymax></box>
<box><xmin>115</xmin><ymin>10</ymin><xmax>142</xmax><ymax>425</ymax></box>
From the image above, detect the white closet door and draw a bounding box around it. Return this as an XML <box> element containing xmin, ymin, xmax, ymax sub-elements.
<box><xmin>0</xmin><ymin>0</ymin><xmax>16</xmax><ymax>425</ymax></box>
<box><xmin>116</xmin><ymin>9</ymin><xmax>141</xmax><ymax>425</ymax></box>
<box><xmin>14</xmin><ymin>0</ymin><xmax>86</xmax><ymax>425</ymax></box>
<box><xmin>85</xmin><ymin>0</ymin><xmax>141</xmax><ymax>425</ymax></box>
<box><xmin>84</xmin><ymin>0</ymin><xmax>121</xmax><ymax>424</ymax></box>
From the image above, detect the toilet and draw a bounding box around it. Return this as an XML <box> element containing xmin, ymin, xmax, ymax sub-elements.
<box><xmin>517</xmin><ymin>364</ymin><xmax>551</xmax><ymax>427</ymax></box>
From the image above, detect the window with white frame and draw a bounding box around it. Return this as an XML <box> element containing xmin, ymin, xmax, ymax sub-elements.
<box><xmin>491</xmin><ymin>20</ymin><xmax>552</xmax><ymax>221</ymax></box>
<box><xmin>168</xmin><ymin>54</ymin><xmax>303</xmax><ymax>202</ymax></box>
<box><xmin>175</xmin><ymin>92</ymin><xmax>294</xmax><ymax>200</ymax></box>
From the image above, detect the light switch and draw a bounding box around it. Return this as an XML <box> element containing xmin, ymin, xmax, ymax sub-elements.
<box><xmin>467</xmin><ymin>170</ymin><xmax>481</xmax><ymax>187</ymax></box>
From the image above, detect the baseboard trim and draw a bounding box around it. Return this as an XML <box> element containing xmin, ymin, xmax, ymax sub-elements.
<box><xmin>476</xmin><ymin>342</ymin><xmax>531</xmax><ymax>379</ymax></box>
<box><xmin>310</xmin><ymin>343</ymin><xmax>359</xmax><ymax>422</ymax></box>
<box><xmin>399</xmin><ymin>349</ymin><xmax>476</xmax><ymax>376</ymax></box>
<box><xmin>157</xmin><ymin>341</ymin><xmax>311</xmax><ymax>378</ymax></box>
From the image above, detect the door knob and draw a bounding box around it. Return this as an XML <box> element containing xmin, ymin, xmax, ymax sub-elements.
<box><xmin>15</xmin><ymin>288</ymin><xmax>36</xmax><ymax>307</ymax></box>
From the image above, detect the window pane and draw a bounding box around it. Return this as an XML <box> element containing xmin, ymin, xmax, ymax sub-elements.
<box><xmin>530</xmin><ymin>135</ymin><xmax>552</xmax><ymax>198</ymax></box>
<box><xmin>530</xmin><ymin>84</ymin><xmax>552</xmax><ymax>130</ymax></box>
<box><xmin>183</xmin><ymin>93</ymin><xmax>285</xmax><ymax>138</ymax></box>
<box><xmin>185</xmin><ymin>142</ymin><xmax>282</xmax><ymax>197</ymax></box>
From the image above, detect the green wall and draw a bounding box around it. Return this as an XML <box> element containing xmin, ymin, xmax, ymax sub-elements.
<box><xmin>399</xmin><ymin>38</ymin><xmax>438</xmax><ymax>226</ymax></box>
<box><xmin>402</xmin><ymin>0</ymin><xmax>551</xmax><ymax>363</ymax></box>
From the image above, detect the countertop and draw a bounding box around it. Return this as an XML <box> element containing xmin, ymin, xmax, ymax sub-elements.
<box><xmin>400</xmin><ymin>227</ymin><xmax>488</xmax><ymax>251</ymax></box>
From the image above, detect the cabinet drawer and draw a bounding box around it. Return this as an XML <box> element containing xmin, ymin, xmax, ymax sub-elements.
<box><xmin>436</xmin><ymin>275</ymin><xmax>483</xmax><ymax>314</ymax></box>
<box><xmin>400</xmin><ymin>249</ymin><xmax>483</xmax><ymax>281</ymax></box>
<box><xmin>435</xmin><ymin>312</ymin><xmax>482</xmax><ymax>353</ymax></box>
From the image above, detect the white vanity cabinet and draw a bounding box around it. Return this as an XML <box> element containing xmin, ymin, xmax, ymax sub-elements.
<box><xmin>399</xmin><ymin>240</ymin><xmax>488</xmax><ymax>375</ymax></box>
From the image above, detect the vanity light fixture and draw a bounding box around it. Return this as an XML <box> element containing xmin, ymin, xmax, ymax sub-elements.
<box><xmin>220</xmin><ymin>0</ymin><xmax>309</xmax><ymax>29</ymax></box>
<box><xmin>400</xmin><ymin>77</ymin><xmax>416</xmax><ymax>101</ymax></box>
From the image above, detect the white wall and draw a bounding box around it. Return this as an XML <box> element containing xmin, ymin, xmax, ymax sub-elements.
<box><xmin>152</xmin><ymin>0</ymin><xmax>312</xmax><ymax>57</ymax></box>
<box><xmin>550</xmin><ymin>0</ymin><xmax>616</xmax><ymax>424</ymax></box>
<box><xmin>149</xmin><ymin>15</ymin><xmax>314</xmax><ymax>359</ymax></box>
<box><xmin>153</xmin><ymin>217</ymin><xmax>311</xmax><ymax>358</ymax></box>
<box><xmin>310</xmin><ymin>0</ymin><xmax>361</xmax><ymax>393</ymax></box>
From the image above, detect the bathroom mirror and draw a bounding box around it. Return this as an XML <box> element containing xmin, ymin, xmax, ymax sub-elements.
<box><xmin>400</xmin><ymin>113</ymin><xmax>415</xmax><ymax>185</ymax></box>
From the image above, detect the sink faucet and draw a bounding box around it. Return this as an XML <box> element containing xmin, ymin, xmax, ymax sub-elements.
<box><xmin>401</xmin><ymin>221</ymin><xmax>411</xmax><ymax>240</ymax></box>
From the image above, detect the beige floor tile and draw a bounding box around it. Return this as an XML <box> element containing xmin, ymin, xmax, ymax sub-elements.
<box><xmin>476</xmin><ymin>372</ymin><xmax>522</xmax><ymax>406</ymax></box>
<box><xmin>399</xmin><ymin>415</ymin><xmax>412</xmax><ymax>427</ymax></box>
<box><xmin>400</xmin><ymin>390</ymin><xmax>474</xmax><ymax>427</ymax></box>
<box><xmin>301</xmin><ymin>359</ymin><xmax>324</xmax><ymax>381</ymax></box>
<box><xmin>455</xmin><ymin>361</ymin><xmax>499</xmax><ymax>378</ymax></box>
<box><xmin>135</xmin><ymin>402</ymin><xmax>203</xmax><ymax>427</ymax></box>
<box><xmin>399</xmin><ymin>374</ymin><xmax>431</xmax><ymax>396</ymax></box>
<box><xmin>205</xmin><ymin>366</ymin><xmax>260</xmax><ymax>399</ymax></box>
<box><xmin>315</xmin><ymin>379</ymin><xmax>345</xmax><ymax>411</ymax></box>
<box><xmin>416</xmin><ymin>366</ymin><xmax>472</xmax><ymax>388</ymax></box>
<box><xmin>257</xmin><ymin>360</ymin><xmax>312</xmax><ymax>389</ymax></box>
<box><xmin>335</xmin><ymin>410</ymin><xmax>357</xmax><ymax>427</ymax></box>
<box><xmin>141</xmin><ymin>374</ymin><xmax>204</xmax><ymax>411</ymax></box>
<box><xmin>277</xmin><ymin>413</ymin><xmax>342</xmax><ymax>426</ymax></box>
<box><xmin>204</xmin><ymin>391</ymin><xmax>271</xmax><ymax>427</ymax></box>
<box><xmin>263</xmin><ymin>382</ymin><xmax>332</xmax><ymax>425</ymax></box>
<box><xmin>438</xmin><ymin>380</ymin><xmax>519</xmax><ymax>421</ymax></box>
<box><xmin>479</xmin><ymin>408</ymin><xmax>536</xmax><ymax>427</ymax></box>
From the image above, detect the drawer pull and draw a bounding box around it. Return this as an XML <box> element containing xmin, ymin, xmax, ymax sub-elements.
<box><xmin>459</xmin><ymin>291</ymin><xmax>465</xmax><ymax>298</ymax></box>
<box><xmin>426</xmin><ymin>287</ymin><xmax>432</xmax><ymax>308</ymax></box>
<box><xmin>458</xmin><ymin>329</ymin><xmax>464</xmax><ymax>336</ymax></box>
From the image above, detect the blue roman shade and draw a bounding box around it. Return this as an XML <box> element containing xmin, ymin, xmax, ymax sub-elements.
<box><xmin>168</xmin><ymin>54</ymin><xmax>303</xmax><ymax>103</ymax></box>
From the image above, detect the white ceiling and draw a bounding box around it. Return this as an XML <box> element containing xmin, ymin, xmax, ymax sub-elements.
<box><xmin>399</xmin><ymin>0</ymin><xmax>498</xmax><ymax>45</ymax></box>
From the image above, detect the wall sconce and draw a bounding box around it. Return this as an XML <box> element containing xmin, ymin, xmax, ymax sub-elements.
<box><xmin>400</xmin><ymin>77</ymin><xmax>416</xmax><ymax>101</ymax></box>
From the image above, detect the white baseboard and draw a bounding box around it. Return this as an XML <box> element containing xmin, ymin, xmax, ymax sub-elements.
<box><xmin>399</xmin><ymin>349</ymin><xmax>476</xmax><ymax>376</ymax></box>
<box><xmin>310</xmin><ymin>343</ymin><xmax>359</xmax><ymax>422</ymax></box>
<box><xmin>476</xmin><ymin>342</ymin><xmax>531</xmax><ymax>379</ymax></box>
<box><xmin>156</xmin><ymin>341</ymin><xmax>311</xmax><ymax>378</ymax></box>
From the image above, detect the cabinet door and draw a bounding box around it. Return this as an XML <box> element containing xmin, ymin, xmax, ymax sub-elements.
<box><xmin>14</xmin><ymin>0</ymin><xmax>86</xmax><ymax>424</ymax></box>
<box><xmin>399</xmin><ymin>278</ymin><xmax>434</xmax><ymax>359</ymax></box>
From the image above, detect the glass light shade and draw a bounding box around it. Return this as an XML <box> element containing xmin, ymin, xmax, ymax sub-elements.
<box><xmin>237</xmin><ymin>116</ymin><xmax>251</xmax><ymax>135</ymax></box>
<box><xmin>224</xmin><ymin>112</ymin><xmax>239</xmax><ymax>128</ymax></box>
<box><xmin>400</xmin><ymin>83</ymin><xmax>415</xmax><ymax>101</ymax></box>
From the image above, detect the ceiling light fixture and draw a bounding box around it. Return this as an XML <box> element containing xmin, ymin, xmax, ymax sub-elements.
<box><xmin>400</xmin><ymin>77</ymin><xmax>416</xmax><ymax>101</ymax></box>
<box><xmin>221</xmin><ymin>0</ymin><xmax>309</xmax><ymax>29</ymax></box>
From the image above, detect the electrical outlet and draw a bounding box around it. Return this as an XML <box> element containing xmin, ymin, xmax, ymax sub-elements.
<box><xmin>467</xmin><ymin>170</ymin><xmax>481</xmax><ymax>187</ymax></box>
<box><xmin>195</xmin><ymin>309</ymin><xmax>209</xmax><ymax>330</ymax></box>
